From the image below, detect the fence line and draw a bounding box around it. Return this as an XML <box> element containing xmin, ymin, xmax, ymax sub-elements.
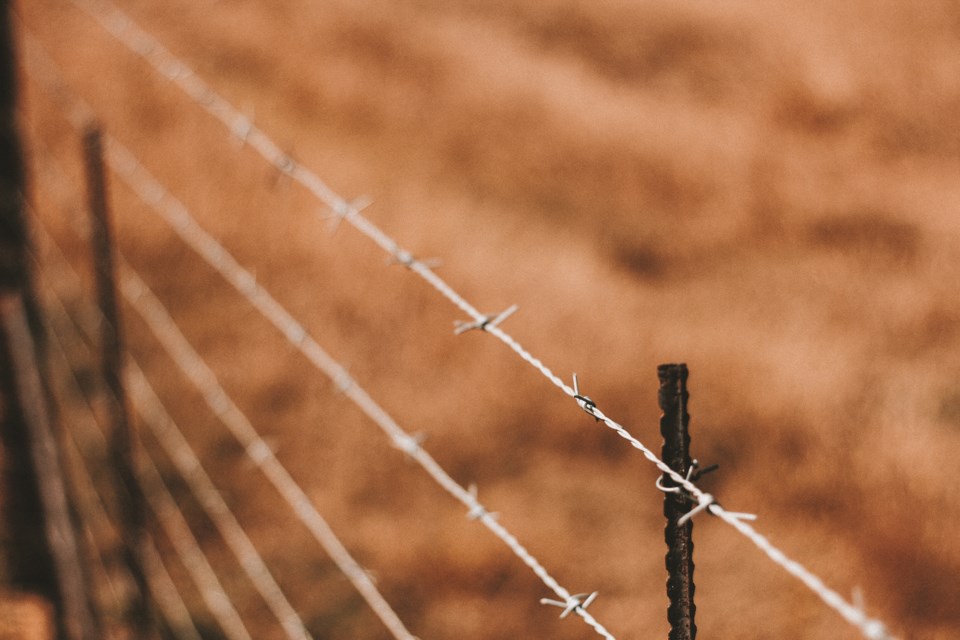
<box><xmin>108</xmin><ymin>141</ymin><xmax>614</xmax><ymax>638</ymax></box>
<box><xmin>28</xmin><ymin>3</ymin><xmax>897</xmax><ymax>637</ymax></box>
<box><xmin>24</xmin><ymin>154</ymin><xmax>337</xmax><ymax>640</ymax></box>
<box><xmin>47</xmin><ymin>321</ymin><xmax>204</xmax><ymax>640</ymax></box>
<box><xmin>38</xmin><ymin>265</ymin><xmax>203</xmax><ymax>640</ymax></box>
<box><xmin>25</xmin><ymin>91</ymin><xmax>615</xmax><ymax>637</ymax></box>
<box><xmin>53</xmin><ymin>289</ymin><xmax>254</xmax><ymax>640</ymax></box>
<box><xmin>33</xmin><ymin>211</ymin><xmax>264</xmax><ymax>640</ymax></box>
<box><xmin>53</xmin><ymin>284</ymin><xmax>251</xmax><ymax>640</ymax></box>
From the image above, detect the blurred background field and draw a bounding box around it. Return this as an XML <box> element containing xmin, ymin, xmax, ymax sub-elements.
<box><xmin>4</xmin><ymin>0</ymin><xmax>960</xmax><ymax>637</ymax></box>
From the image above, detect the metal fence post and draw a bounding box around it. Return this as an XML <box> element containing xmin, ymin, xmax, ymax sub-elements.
<box><xmin>1</xmin><ymin>3</ymin><xmax>101</xmax><ymax>638</ymax></box>
<box><xmin>659</xmin><ymin>363</ymin><xmax>697</xmax><ymax>640</ymax></box>
<box><xmin>82</xmin><ymin>123</ymin><xmax>152</xmax><ymax>637</ymax></box>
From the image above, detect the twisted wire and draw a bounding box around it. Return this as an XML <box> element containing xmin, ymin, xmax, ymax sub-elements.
<box><xmin>104</xmin><ymin>137</ymin><xmax>614</xmax><ymax>638</ymax></box>
<box><xmin>42</xmin><ymin>2</ymin><xmax>895</xmax><ymax>637</ymax></box>
<box><xmin>25</xmin><ymin>22</ymin><xmax>612</xmax><ymax>636</ymax></box>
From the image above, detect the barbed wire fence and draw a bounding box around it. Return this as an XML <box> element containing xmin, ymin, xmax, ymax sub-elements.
<box><xmin>3</xmin><ymin>0</ymin><xmax>903</xmax><ymax>638</ymax></box>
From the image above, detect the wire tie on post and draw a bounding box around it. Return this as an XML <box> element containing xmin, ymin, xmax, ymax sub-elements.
<box><xmin>572</xmin><ymin>373</ymin><xmax>601</xmax><ymax>422</ymax></box>
<box><xmin>454</xmin><ymin>304</ymin><xmax>518</xmax><ymax>335</ymax></box>
<box><xmin>721</xmin><ymin>509</ymin><xmax>758</xmax><ymax>522</ymax></box>
<box><xmin>655</xmin><ymin>475</ymin><xmax>682</xmax><ymax>494</ymax></box>
<box><xmin>540</xmin><ymin>592</ymin><xmax>598</xmax><ymax>619</ymax></box>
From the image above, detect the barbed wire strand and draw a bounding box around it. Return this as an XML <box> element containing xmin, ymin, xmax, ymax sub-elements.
<box><xmin>38</xmin><ymin>264</ymin><xmax>204</xmax><ymax>640</ymax></box>
<box><xmin>22</xmin><ymin>22</ymin><xmax>604</xmax><ymax>637</ymax></box>
<box><xmin>103</xmin><ymin>140</ymin><xmax>614</xmax><ymax>638</ymax></box>
<box><xmin>24</xmin><ymin>163</ymin><xmax>320</xmax><ymax>640</ymax></box>
<box><xmin>19</xmin><ymin>41</ymin><xmax>613</xmax><ymax>636</ymax></box>
<box><xmin>119</xmin><ymin>237</ymin><xmax>616</xmax><ymax>638</ymax></box>
<box><xmin>49</xmin><ymin>331</ymin><xmax>204</xmax><ymax>640</ymax></box>
<box><xmin>118</xmin><ymin>265</ymin><xmax>419</xmax><ymax>640</ymax></box>
<box><xmin>33</xmin><ymin>217</ymin><xmax>256</xmax><ymax>640</ymax></box>
<box><xmin>46</xmin><ymin>2</ymin><xmax>895</xmax><ymax>637</ymax></box>
<box><xmin>63</xmin><ymin>424</ymin><xmax>204</xmax><ymax>640</ymax></box>
<box><xmin>78</xmin><ymin>336</ymin><xmax>255</xmax><ymax>640</ymax></box>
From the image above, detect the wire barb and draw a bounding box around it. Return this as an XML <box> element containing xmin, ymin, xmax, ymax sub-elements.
<box><xmin>392</xmin><ymin>432</ymin><xmax>426</xmax><ymax>457</ymax></box>
<box><xmin>324</xmin><ymin>197</ymin><xmax>372</xmax><ymax>235</ymax></box>
<box><xmin>465</xmin><ymin>484</ymin><xmax>499</xmax><ymax>521</ymax></box>
<box><xmin>385</xmin><ymin>245</ymin><xmax>441</xmax><ymax>270</ymax></box>
<box><xmin>541</xmin><ymin>592</ymin><xmax>599</xmax><ymax>619</ymax></box>
<box><xmin>454</xmin><ymin>304</ymin><xmax>518</xmax><ymax>335</ymax></box>
<box><xmin>572</xmin><ymin>374</ymin><xmax>602</xmax><ymax>422</ymax></box>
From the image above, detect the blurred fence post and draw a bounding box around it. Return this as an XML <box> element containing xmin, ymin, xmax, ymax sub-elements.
<box><xmin>659</xmin><ymin>363</ymin><xmax>697</xmax><ymax>640</ymax></box>
<box><xmin>82</xmin><ymin>123</ymin><xmax>152</xmax><ymax>637</ymax></box>
<box><xmin>1</xmin><ymin>3</ymin><xmax>99</xmax><ymax>638</ymax></box>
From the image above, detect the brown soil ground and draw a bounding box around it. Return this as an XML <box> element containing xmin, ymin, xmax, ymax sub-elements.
<box><xmin>6</xmin><ymin>0</ymin><xmax>960</xmax><ymax>638</ymax></box>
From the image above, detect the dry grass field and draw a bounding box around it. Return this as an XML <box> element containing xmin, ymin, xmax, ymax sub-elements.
<box><xmin>5</xmin><ymin>0</ymin><xmax>960</xmax><ymax>637</ymax></box>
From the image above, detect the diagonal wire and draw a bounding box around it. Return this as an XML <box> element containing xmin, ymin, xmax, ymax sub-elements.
<box><xmin>41</xmin><ymin>3</ymin><xmax>896</xmax><ymax>637</ymax></box>
<box><xmin>38</xmin><ymin>263</ymin><xmax>203</xmax><ymax>640</ymax></box>
<box><xmin>16</xmin><ymin>30</ymin><xmax>614</xmax><ymax>636</ymax></box>
<box><xmin>104</xmin><ymin>143</ymin><xmax>615</xmax><ymax>639</ymax></box>
<box><xmin>25</xmin><ymin>174</ymin><xmax>315</xmax><ymax>640</ymax></box>
<box><xmin>18</xmin><ymin>104</ymin><xmax>416</xmax><ymax>640</ymax></box>
<box><xmin>58</xmin><ymin>300</ymin><xmax>254</xmax><ymax>640</ymax></box>
<box><xmin>117</xmin><ymin>262</ymin><xmax>419</xmax><ymax>640</ymax></box>
<box><xmin>34</xmin><ymin>216</ymin><xmax>256</xmax><ymax>640</ymax></box>
<box><xmin>50</xmin><ymin>328</ymin><xmax>204</xmax><ymax>640</ymax></box>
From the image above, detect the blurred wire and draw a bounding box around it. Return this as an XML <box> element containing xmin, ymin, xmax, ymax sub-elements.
<box><xmin>34</xmin><ymin>213</ymin><xmax>261</xmax><ymax>640</ymax></box>
<box><xmin>38</xmin><ymin>254</ymin><xmax>204</xmax><ymax>640</ymax></box>
<box><xmin>32</xmin><ymin>2</ymin><xmax>897</xmax><ymax>637</ymax></box>
<box><xmin>108</xmin><ymin>140</ymin><xmax>615</xmax><ymax>639</ymax></box>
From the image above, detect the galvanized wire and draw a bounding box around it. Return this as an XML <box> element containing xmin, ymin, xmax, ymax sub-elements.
<box><xmin>24</xmin><ymin>25</ymin><xmax>611</xmax><ymax>636</ymax></box>
<box><xmin>41</xmin><ymin>2</ymin><xmax>896</xmax><ymax>637</ymax></box>
<box><xmin>104</xmin><ymin>138</ymin><xmax>614</xmax><ymax>639</ymax></box>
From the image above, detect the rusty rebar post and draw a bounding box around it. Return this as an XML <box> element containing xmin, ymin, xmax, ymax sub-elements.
<box><xmin>659</xmin><ymin>363</ymin><xmax>696</xmax><ymax>640</ymax></box>
<box><xmin>82</xmin><ymin>123</ymin><xmax>151</xmax><ymax>638</ymax></box>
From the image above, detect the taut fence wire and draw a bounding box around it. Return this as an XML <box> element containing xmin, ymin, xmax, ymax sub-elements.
<box><xmin>40</xmin><ymin>241</ymin><xmax>253</xmax><ymax>640</ymax></box>
<box><xmin>43</xmin><ymin>281</ymin><xmax>206</xmax><ymax>640</ymax></box>
<box><xmin>21</xmin><ymin>26</ymin><xmax>618</xmax><ymax>638</ymax></box>
<box><xmin>22</xmin><ymin>63</ymin><xmax>616</xmax><ymax>639</ymax></box>
<box><xmin>56</xmin><ymin>0</ymin><xmax>897</xmax><ymax>637</ymax></box>
<box><xmin>14</xmin><ymin>0</ymin><xmax>902</xmax><ymax>637</ymax></box>
<box><xmin>24</xmin><ymin>134</ymin><xmax>412</xmax><ymax>639</ymax></box>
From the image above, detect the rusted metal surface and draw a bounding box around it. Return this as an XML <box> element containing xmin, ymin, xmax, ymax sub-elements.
<box><xmin>658</xmin><ymin>363</ymin><xmax>696</xmax><ymax>640</ymax></box>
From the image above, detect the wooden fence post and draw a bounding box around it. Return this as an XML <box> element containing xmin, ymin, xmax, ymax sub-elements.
<box><xmin>659</xmin><ymin>363</ymin><xmax>697</xmax><ymax>640</ymax></box>
<box><xmin>81</xmin><ymin>123</ymin><xmax>152</xmax><ymax>638</ymax></box>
